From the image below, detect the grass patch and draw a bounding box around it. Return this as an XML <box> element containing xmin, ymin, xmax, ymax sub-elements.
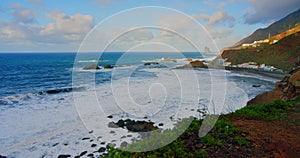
<box><xmin>228</xmin><ymin>100</ymin><xmax>296</xmax><ymax>121</ymax></box>
<box><xmin>234</xmin><ymin>136</ymin><xmax>250</xmax><ymax>147</ymax></box>
<box><xmin>200</xmin><ymin>134</ymin><xmax>222</xmax><ymax>146</ymax></box>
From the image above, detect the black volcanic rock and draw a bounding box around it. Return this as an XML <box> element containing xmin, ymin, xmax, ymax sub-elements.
<box><xmin>177</xmin><ymin>60</ymin><xmax>208</xmax><ymax>69</ymax></box>
<box><xmin>103</xmin><ymin>65</ymin><xmax>114</xmax><ymax>69</ymax></box>
<box><xmin>83</xmin><ymin>64</ymin><xmax>100</xmax><ymax>70</ymax></box>
<box><xmin>57</xmin><ymin>155</ymin><xmax>71</xmax><ymax>158</ymax></box>
<box><xmin>108</xmin><ymin>119</ymin><xmax>158</xmax><ymax>132</ymax></box>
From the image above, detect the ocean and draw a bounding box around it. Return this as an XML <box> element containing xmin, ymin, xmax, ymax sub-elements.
<box><xmin>0</xmin><ymin>52</ymin><xmax>277</xmax><ymax>157</ymax></box>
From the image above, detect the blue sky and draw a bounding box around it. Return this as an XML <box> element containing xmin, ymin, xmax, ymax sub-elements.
<box><xmin>0</xmin><ymin>0</ymin><xmax>299</xmax><ymax>52</ymax></box>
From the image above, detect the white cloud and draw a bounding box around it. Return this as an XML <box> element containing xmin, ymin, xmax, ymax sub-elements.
<box><xmin>194</xmin><ymin>11</ymin><xmax>236</xmax><ymax>27</ymax></box>
<box><xmin>0</xmin><ymin>10</ymin><xmax>95</xmax><ymax>52</ymax></box>
<box><xmin>0</xmin><ymin>22</ymin><xmax>26</xmax><ymax>42</ymax></box>
<box><xmin>40</xmin><ymin>10</ymin><xmax>94</xmax><ymax>41</ymax></box>
<box><xmin>9</xmin><ymin>3</ymin><xmax>38</xmax><ymax>24</ymax></box>
<box><xmin>244</xmin><ymin>0</ymin><xmax>300</xmax><ymax>24</ymax></box>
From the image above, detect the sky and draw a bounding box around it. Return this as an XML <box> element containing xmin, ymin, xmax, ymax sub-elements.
<box><xmin>0</xmin><ymin>0</ymin><xmax>299</xmax><ymax>52</ymax></box>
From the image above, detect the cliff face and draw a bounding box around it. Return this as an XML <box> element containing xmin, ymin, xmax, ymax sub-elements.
<box><xmin>221</xmin><ymin>32</ymin><xmax>300</xmax><ymax>71</ymax></box>
<box><xmin>233</xmin><ymin>8</ymin><xmax>300</xmax><ymax>47</ymax></box>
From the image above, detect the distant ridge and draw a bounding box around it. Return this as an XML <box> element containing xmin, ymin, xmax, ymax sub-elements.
<box><xmin>232</xmin><ymin>8</ymin><xmax>300</xmax><ymax>47</ymax></box>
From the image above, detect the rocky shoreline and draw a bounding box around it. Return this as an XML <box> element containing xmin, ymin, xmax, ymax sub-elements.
<box><xmin>248</xmin><ymin>66</ymin><xmax>300</xmax><ymax>105</ymax></box>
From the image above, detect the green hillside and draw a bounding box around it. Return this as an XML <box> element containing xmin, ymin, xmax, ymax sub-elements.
<box><xmin>221</xmin><ymin>32</ymin><xmax>300</xmax><ymax>71</ymax></box>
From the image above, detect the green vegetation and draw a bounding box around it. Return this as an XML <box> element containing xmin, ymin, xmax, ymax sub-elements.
<box><xmin>222</xmin><ymin>31</ymin><xmax>300</xmax><ymax>71</ymax></box>
<box><xmin>234</xmin><ymin>136</ymin><xmax>250</xmax><ymax>147</ymax></box>
<box><xmin>105</xmin><ymin>99</ymin><xmax>299</xmax><ymax>157</ymax></box>
<box><xmin>227</xmin><ymin>100</ymin><xmax>296</xmax><ymax>121</ymax></box>
<box><xmin>200</xmin><ymin>134</ymin><xmax>222</xmax><ymax>146</ymax></box>
<box><xmin>105</xmin><ymin>119</ymin><xmax>245</xmax><ymax>158</ymax></box>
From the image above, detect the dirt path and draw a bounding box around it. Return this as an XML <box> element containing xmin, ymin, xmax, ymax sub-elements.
<box><xmin>231</xmin><ymin>105</ymin><xmax>300</xmax><ymax>158</ymax></box>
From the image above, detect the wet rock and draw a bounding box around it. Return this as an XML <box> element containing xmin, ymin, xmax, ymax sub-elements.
<box><xmin>52</xmin><ymin>143</ymin><xmax>59</xmax><ymax>147</ymax></box>
<box><xmin>127</xmin><ymin>134</ymin><xmax>132</xmax><ymax>137</ymax></box>
<box><xmin>0</xmin><ymin>155</ymin><xmax>7</xmax><ymax>158</ymax></box>
<box><xmin>120</xmin><ymin>141</ymin><xmax>128</xmax><ymax>148</ymax></box>
<box><xmin>158</xmin><ymin>123</ymin><xmax>164</xmax><ymax>126</ymax></box>
<box><xmin>120</xmin><ymin>135</ymin><xmax>126</xmax><ymax>139</ymax></box>
<box><xmin>144</xmin><ymin>62</ymin><xmax>159</xmax><ymax>66</ymax></box>
<box><xmin>107</xmin><ymin>115</ymin><xmax>113</xmax><ymax>118</ymax></box>
<box><xmin>89</xmin><ymin>130</ymin><xmax>93</xmax><ymax>134</ymax></box>
<box><xmin>103</xmin><ymin>65</ymin><xmax>114</xmax><ymax>69</ymax></box>
<box><xmin>87</xmin><ymin>153</ymin><xmax>94</xmax><ymax>157</ymax></box>
<box><xmin>116</xmin><ymin>120</ymin><xmax>125</xmax><ymax>128</ymax></box>
<box><xmin>109</xmin><ymin>119</ymin><xmax>159</xmax><ymax>133</ymax></box>
<box><xmin>123</xmin><ymin>119</ymin><xmax>158</xmax><ymax>132</ymax></box>
<box><xmin>108</xmin><ymin>122</ymin><xmax>119</xmax><ymax>128</ymax></box>
<box><xmin>91</xmin><ymin>144</ymin><xmax>97</xmax><ymax>147</ymax></box>
<box><xmin>79</xmin><ymin>151</ymin><xmax>87</xmax><ymax>157</ymax></box>
<box><xmin>98</xmin><ymin>147</ymin><xmax>106</xmax><ymax>152</ymax></box>
<box><xmin>100</xmin><ymin>141</ymin><xmax>106</xmax><ymax>145</ymax></box>
<box><xmin>110</xmin><ymin>131</ymin><xmax>115</xmax><ymax>134</ymax></box>
<box><xmin>83</xmin><ymin>64</ymin><xmax>100</xmax><ymax>70</ymax></box>
<box><xmin>252</xmin><ymin>85</ymin><xmax>261</xmax><ymax>87</ymax></box>
<box><xmin>81</xmin><ymin>137</ymin><xmax>90</xmax><ymax>140</ymax></box>
<box><xmin>57</xmin><ymin>155</ymin><xmax>71</xmax><ymax>158</ymax></box>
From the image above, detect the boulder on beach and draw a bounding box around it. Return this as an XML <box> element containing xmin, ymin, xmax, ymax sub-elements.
<box><xmin>108</xmin><ymin>119</ymin><xmax>158</xmax><ymax>132</ymax></box>
<box><xmin>83</xmin><ymin>64</ymin><xmax>100</xmax><ymax>70</ymax></box>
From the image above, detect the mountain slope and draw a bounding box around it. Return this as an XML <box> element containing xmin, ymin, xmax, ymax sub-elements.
<box><xmin>221</xmin><ymin>32</ymin><xmax>300</xmax><ymax>71</ymax></box>
<box><xmin>233</xmin><ymin>8</ymin><xmax>300</xmax><ymax>47</ymax></box>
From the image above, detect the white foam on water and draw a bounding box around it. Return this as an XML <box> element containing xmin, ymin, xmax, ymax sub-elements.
<box><xmin>0</xmin><ymin>66</ymin><xmax>276</xmax><ymax>157</ymax></box>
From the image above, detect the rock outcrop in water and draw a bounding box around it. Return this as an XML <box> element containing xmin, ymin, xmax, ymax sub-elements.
<box><xmin>103</xmin><ymin>65</ymin><xmax>114</xmax><ymax>69</ymax></box>
<box><xmin>247</xmin><ymin>67</ymin><xmax>300</xmax><ymax>105</ymax></box>
<box><xmin>83</xmin><ymin>64</ymin><xmax>101</xmax><ymax>70</ymax></box>
<box><xmin>176</xmin><ymin>60</ymin><xmax>208</xmax><ymax>69</ymax></box>
<box><xmin>144</xmin><ymin>62</ymin><xmax>159</xmax><ymax>66</ymax></box>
